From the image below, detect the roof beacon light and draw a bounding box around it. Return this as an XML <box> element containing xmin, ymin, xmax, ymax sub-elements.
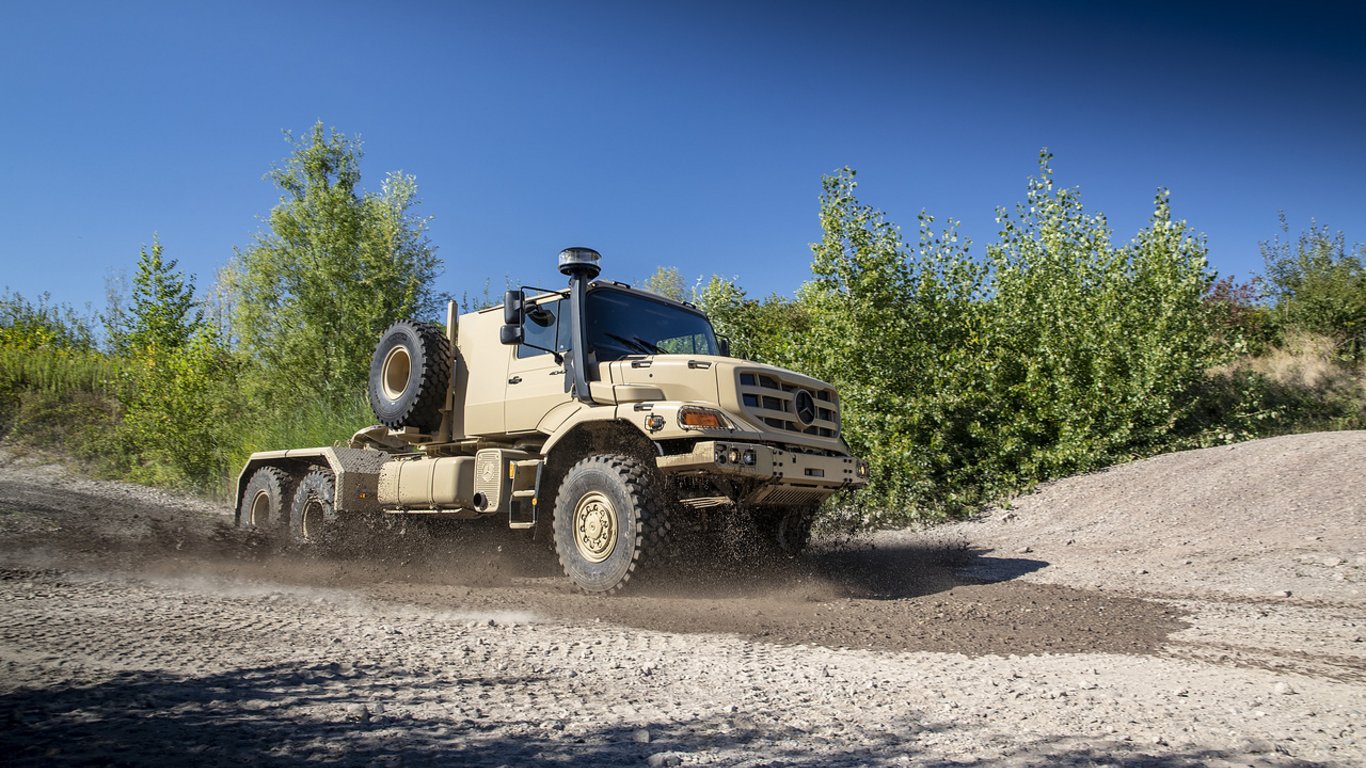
<box><xmin>558</xmin><ymin>247</ymin><xmax>602</xmax><ymax>279</ymax></box>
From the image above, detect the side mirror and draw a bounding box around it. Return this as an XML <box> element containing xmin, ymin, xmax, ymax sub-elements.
<box><xmin>499</xmin><ymin>324</ymin><xmax>524</xmax><ymax>345</ymax></box>
<box><xmin>503</xmin><ymin>289</ymin><xmax>525</xmax><ymax>325</ymax></box>
<box><xmin>718</xmin><ymin>337</ymin><xmax>731</xmax><ymax>357</ymax></box>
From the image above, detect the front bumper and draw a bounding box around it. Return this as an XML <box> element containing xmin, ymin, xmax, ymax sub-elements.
<box><xmin>656</xmin><ymin>440</ymin><xmax>869</xmax><ymax>494</ymax></box>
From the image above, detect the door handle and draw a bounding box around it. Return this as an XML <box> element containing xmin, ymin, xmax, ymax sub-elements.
<box><xmin>508</xmin><ymin>376</ymin><xmax>522</xmax><ymax>384</ymax></box>
<box><xmin>549</xmin><ymin>370</ymin><xmax>565</xmax><ymax>375</ymax></box>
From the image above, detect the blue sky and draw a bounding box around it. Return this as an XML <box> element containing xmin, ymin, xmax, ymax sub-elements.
<box><xmin>2</xmin><ymin>0</ymin><xmax>1362</xmax><ymax>318</ymax></box>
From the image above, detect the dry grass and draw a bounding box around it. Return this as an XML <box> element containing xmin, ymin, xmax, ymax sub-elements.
<box><xmin>1241</xmin><ymin>331</ymin><xmax>1364</xmax><ymax>397</ymax></box>
<box><xmin>1200</xmin><ymin>332</ymin><xmax>1366</xmax><ymax>440</ymax></box>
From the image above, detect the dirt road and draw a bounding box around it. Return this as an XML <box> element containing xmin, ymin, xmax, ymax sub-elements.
<box><xmin>1</xmin><ymin>432</ymin><xmax>1363</xmax><ymax>766</ymax></box>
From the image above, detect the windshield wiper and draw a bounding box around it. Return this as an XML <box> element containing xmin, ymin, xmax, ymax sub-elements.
<box><xmin>604</xmin><ymin>333</ymin><xmax>658</xmax><ymax>355</ymax></box>
<box><xmin>630</xmin><ymin>335</ymin><xmax>662</xmax><ymax>354</ymax></box>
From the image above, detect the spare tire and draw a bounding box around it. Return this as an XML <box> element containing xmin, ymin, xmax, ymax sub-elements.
<box><xmin>368</xmin><ymin>320</ymin><xmax>452</xmax><ymax>432</ymax></box>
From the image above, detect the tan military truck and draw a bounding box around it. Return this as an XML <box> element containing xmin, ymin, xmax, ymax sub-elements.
<box><xmin>236</xmin><ymin>248</ymin><xmax>868</xmax><ymax>593</ymax></box>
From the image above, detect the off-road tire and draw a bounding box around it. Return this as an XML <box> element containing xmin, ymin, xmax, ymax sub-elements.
<box><xmin>761</xmin><ymin>505</ymin><xmax>818</xmax><ymax>557</ymax></box>
<box><xmin>237</xmin><ymin>466</ymin><xmax>293</xmax><ymax>538</ymax></box>
<box><xmin>289</xmin><ymin>470</ymin><xmax>339</xmax><ymax>546</ymax></box>
<box><xmin>368</xmin><ymin>320</ymin><xmax>452</xmax><ymax>433</ymax></box>
<box><xmin>552</xmin><ymin>454</ymin><xmax>670</xmax><ymax>594</ymax></box>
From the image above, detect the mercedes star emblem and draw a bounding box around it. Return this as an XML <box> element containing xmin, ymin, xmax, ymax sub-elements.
<box><xmin>794</xmin><ymin>389</ymin><xmax>817</xmax><ymax>426</ymax></box>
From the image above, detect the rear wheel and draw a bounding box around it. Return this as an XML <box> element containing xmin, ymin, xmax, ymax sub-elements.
<box><xmin>552</xmin><ymin>454</ymin><xmax>669</xmax><ymax>594</ymax></box>
<box><xmin>289</xmin><ymin>470</ymin><xmax>339</xmax><ymax>546</ymax></box>
<box><xmin>238</xmin><ymin>467</ymin><xmax>293</xmax><ymax>539</ymax></box>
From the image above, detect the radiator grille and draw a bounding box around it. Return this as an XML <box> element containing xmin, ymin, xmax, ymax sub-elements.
<box><xmin>737</xmin><ymin>371</ymin><xmax>839</xmax><ymax>439</ymax></box>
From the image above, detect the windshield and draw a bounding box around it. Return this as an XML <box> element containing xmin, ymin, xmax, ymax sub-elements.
<box><xmin>586</xmin><ymin>287</ymin><xmax>719</xmax><ymax>361</ymax></box>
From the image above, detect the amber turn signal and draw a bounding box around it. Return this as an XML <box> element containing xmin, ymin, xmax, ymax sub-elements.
<box><xmin>678</xmin><ymin>407</ymin><xmax>725</xmax><ymax>429</ymax></box>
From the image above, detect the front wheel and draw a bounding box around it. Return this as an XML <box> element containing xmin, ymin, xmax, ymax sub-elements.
<box><xmin>552</xmin><ymin>454</ymin><xmax>669</xmax><ymax>594</ymax></box>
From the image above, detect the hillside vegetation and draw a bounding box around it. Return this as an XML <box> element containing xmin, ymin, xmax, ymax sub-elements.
<box><xmin>2</xmin><ymin>132</ymin><xmax>1363</xmax><ymax>526</ymax></box>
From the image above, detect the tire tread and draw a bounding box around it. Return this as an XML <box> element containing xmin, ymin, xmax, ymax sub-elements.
<box><xmin>237</xmin><ymin>466</ymin><xmax>294</xmax><ymax>534</ymax></box>
<box><xmin>553</xmin><ymin>453</ymin><xmax>671</xmax><ymax>594</ymax></box>
<box><xmin>368</xmin><ymin>320</ymin><xmax>452</xmax><ymax>432</ymax></box>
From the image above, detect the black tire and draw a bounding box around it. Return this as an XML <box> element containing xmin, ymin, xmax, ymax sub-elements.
<box><xmin>237</xmin><ymin>467</ymin><xmax>293</xmax><ymax>538</ymax></box>
<box><xmin>552</xmin><ymin>454</ymin><xmax>670</xmax><ymax>594</ymax></box>
<box><xmin>368</xmin><ymin>320</ymin><xmax>452</xmax><ymax>433</ymax></box>
<box><xmin>760</xmin><ymin>505</ymin><xmax>818</xmax><ymax>557</ymax></box>
<box><xmin>289</xmin><ymin>470</ymin><xmax>339</xmax><ymax>546</ymax></box>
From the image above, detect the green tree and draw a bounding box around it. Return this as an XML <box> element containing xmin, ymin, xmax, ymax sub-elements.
<box><xmin>227</xmin><ymin>122</ymin><xmax>442</xmax><ymax>403</ymax></box>
<box><xmin>112</xmin><ymin>238</ymin><xmax>203</xmax><ymax>354</ymax></box>
<box><xmin>1261</xmin><ymin>216</ymin><xmax>1366</xmax><ymax>360</ymax></box>
<box><xmin>642</xmin><ymin>266</ymin><xmax>687</xmax><ymax>302</ymax></box>
<box><xmin>105</xmin><ymin>239</ymin><xmax>238</xmax><ymax>488</ymax></box>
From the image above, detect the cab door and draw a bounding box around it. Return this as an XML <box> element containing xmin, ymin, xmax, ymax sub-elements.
<box><xmin>504</xmin><ymin>297</ymin><xmax>573</xmax><ymax>433</ymax></box>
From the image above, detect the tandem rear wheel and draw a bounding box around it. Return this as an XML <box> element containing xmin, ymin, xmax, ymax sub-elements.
<box><xmin>289</xmin><ymin>470</ymin><xmax>339</xmax><ymax>546</ymax></box>
<box><xmin>237</xmin><ymin>466</ymin><xmax>293</xmax><ymax>541</ymax></box>
<box><xmin>238</xmin><ymin>466</ymin><xmax>351</xmax><ymax>550</ymax></box>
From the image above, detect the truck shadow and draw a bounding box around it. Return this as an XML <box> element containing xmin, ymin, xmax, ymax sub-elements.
<box><xmin>806</xmin><ymin>542</ymin><xmax>1049</xmax><ymax>600</ymax></box>
<box><xmin>644</xmin><ymin>541</ymin><xmax>1050</xmax><ymax>601</ymax></box>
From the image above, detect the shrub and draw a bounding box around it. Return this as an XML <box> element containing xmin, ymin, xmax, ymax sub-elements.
<box><xmin>1261</xmin><ymin>217</ymin><xmax>1366</xmax><ymax>361</ymax></box>
<box><xmin>785</xmin><ymin>157</ymin><xmax>1219</xmax><ymax>525</ymax></box>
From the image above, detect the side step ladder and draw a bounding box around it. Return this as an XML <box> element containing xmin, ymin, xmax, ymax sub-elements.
<box><xmin>508</xmin><ymin>459</ymin><xmax>543</xmax><ymax>529</ymax></box>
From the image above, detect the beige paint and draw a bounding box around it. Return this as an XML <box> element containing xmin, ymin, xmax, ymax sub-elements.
<box><xmin>456</xmin><ymin>308</ymin><xmax>508</xmax><ymax>436</ymax></box>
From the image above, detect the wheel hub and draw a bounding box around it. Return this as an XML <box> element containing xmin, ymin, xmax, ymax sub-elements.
<box><xmin>301</xmin><ymin>499</ymin><xmax>324</xmax><ymax>541</ymax></box>
<box><xmin>380</xmin><ymin>345</ymin><xmax>411</xmax><ymax>400</ymax></box>
<box><xmin>573</xmin><ymin>491</ymin><xmax>617</xmax><ymax>563</ymax></box>
<box><xmin>249</xmin><ymin>490</ymin><xmax>271</xmax><ymax>527</ymax></box>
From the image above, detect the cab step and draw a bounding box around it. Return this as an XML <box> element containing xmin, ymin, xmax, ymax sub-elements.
<box><xmin>508</xmin><ymin>459</ymin><xmax>543</xmax><ymax>529</ymax></box>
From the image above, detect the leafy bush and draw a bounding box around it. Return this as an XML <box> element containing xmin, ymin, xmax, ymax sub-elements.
<box><xmin>0</xmin><ymin>290</ymin><xmax>96</xmax><ymax>351</ymax></box>
<box><xmin>797</xmin><ymin>168</ymin><xmax>988</xmax><ymax>524</ymax></box>
<box><xmin>1188</xmin><ymin>332</ymin><xmax>1364</xmax><ymax>444</ymax></box>
<box><xmin>0</xmin><ymin>348</ymin><xmax>121</xmax><ymax>397</ymax></box>
<box><xmin>762</xmin><ymin>157</ymin><xmax>1219</xmax><ymax>525</ymax></box>
<box><xmin>117</xmin><ymin>327</ymin><xmax>243</xmax><ymax>489</ymax></box>
<box><xmin>979</xmin><ymin>172</ymin><xmax>1215</xmax><ymax>486</ymax></box>
<box><xmin>0</xmin><ymin>292</ymin><xmax>121</xmax><ymax>467</ymax></box>
<box><xmin>1204</xmin><ymin>275</ymin><xmax>1274</xmax><ymax>356</ymax></box>
<box><xmin>693</xmin><ymin>276</ymin><xmax>808</xmax><ymax>367</ymax></box>
<box><xmin>1261</xmin><ymin>217</ymin><xmax>1366</xmax><ymax>361</ymax></box>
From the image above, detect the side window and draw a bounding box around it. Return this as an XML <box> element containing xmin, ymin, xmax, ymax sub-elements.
<box><xmin>517</xmin><ymin>298</ymin><xmax>564</xmax><ymax>359</ymax></box>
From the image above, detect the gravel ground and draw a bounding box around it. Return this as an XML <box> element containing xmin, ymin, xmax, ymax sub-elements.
<box><xmin>1</xmin><ymin>433</ymin><xmax>1363</xmax><ymax>766</ymax></box>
